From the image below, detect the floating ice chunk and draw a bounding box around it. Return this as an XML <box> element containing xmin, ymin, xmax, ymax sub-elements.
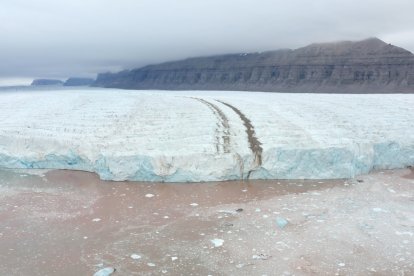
<box><xmin>189</xmin><ymin>203</ymin><xmax>199</xmax><ymax>207</ymax></box>
<box><xmin>252</xmin><ymin>254</ymin><xmax>271</xmax><ymax>260</ymax></box>
<box><xmin>171</xmin><ymin>256</ymin><xmax>178</xmax><ymax>261</ymax></box>
<box><xmin>93</xmin><ymin>267</ymin><xmax>115</xmax><ymax>276</ymax></box>
<box><xmin>218</xmin><ymin>210</ymin><xmax>237</xmax><ymax>215</ymax></box>
<box><xmin>130</xmin><ymin>254</ymin><xmax>141</xmax><ymax>260</ymax></box>
<box><xmin>276</xmin><ymin>217</ymin><xmax>289</xmax><ymax>229</ymax></box>
<box><xmin>145</xmin><ymin>194</ymin><xmax>155</xmax><ymax>198</ymax></box>
<box><xmin>92</xmin><ymin>218</ymin><xmax>101</xmax><ymax>222</ymax></box>
<box><xmin>211</xmin><ymin>238</ymin><xmax>224</xmax><ymax>247</ymax></box>
<box><xmin>147</xmin><ymin>263</ymin><xmax>156</xmax><ymax>267</ymax></box>
<box><xmin>338</xmin><ymin>263</ymin><xmax>345</xmax><ymax>267</ymax></box>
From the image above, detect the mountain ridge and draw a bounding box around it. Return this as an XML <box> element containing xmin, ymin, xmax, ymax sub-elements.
<box><xmin>94</xmin><ymin>38</ymin><xmax>414</xmax><ymax>93</ymax></box>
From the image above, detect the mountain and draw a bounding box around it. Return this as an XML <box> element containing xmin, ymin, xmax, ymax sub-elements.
<box><xmin>31</xmin><ymin>79</ymin><xmax>64</xmax><ymax>86</ymax></box>
<box><xmin>64</xmin><ymin>77</ymin><xmax>95</xmax><ymax>86</ymax></box>
<box><xmin>93</xmin><ymin>38</ymin><xmax>414</xmax><ymax>93</ymax></box>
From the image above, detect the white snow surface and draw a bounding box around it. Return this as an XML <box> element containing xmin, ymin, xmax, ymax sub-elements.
<box><xmin>0</xmin><ymin>88</ymin><xmax>413</xmax><ymax>182</ymax></box>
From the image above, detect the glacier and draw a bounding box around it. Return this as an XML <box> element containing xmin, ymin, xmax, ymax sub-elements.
<box><xmin>0</xmin><ymin>88</ymin><xmax>413</xmax><ymax>182</ymax></box>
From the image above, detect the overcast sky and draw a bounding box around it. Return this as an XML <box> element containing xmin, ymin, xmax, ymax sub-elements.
<box><xmin>1</xmin><ymin>0</ymin><xmax>414</xmax><ymax>85</ymax></box>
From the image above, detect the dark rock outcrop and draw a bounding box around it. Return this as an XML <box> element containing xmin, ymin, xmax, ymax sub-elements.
<box><xmin>64</xmin><ymin>78</ymin><xmax>95</xmax><ymax>86</ymax></box>
<box><xmin>94</xmin><ymin>38</ymin><xmax>414</xmax><ymax>93</ymax></box>
<box><xmin>31</xmin><ymin>79</ymin><xmax>64</xmax><ymax>86</ymax></box>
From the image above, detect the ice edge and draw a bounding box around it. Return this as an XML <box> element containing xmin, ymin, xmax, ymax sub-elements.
<box><xmin>0</xmin><ymin>141</ymin><xmax>412</xmax><ymax>182</ymax></box>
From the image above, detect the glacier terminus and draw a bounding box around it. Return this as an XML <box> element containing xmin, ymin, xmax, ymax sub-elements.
<box><xmin>0</xmin><ymin>88</ymin><xmax>413</xmax><ymax>182</ymax></box>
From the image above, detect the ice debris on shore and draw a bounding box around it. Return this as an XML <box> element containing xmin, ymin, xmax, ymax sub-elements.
<box><xmin>211</xmin><ymin>238</ymin><xmax>224</xmax><ymax>247</ymax></box>
<box><xmin>276</xmin><ymin>217</ymin><xmax>289</xmax><ymax>229</ymax></box>
<box><xmin>93</xmin><ymin>267</ymin><xmax>115</xmax><ymax>276</ymax></box>
<box><xmin>130</xmin><ymin>254</ymin><xmax>141</xmax><ymax>260</ymax></box>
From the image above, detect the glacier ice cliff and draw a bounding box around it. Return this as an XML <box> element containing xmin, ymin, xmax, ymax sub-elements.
<box><xmin>0</xmin><ymin>142</ymin><xmax>413</xmax><ymax>182</ymax></box>
<box><xmin>0</xmin><ymin>89</ymin><xmax>413</xmax><ymax>182</ymax></box>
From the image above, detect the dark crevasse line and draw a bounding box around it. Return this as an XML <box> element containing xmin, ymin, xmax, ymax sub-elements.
<box><xmin>215</xmin><ymin>100</ymin><xmax>263</xmax><ymax>171</ymax></box>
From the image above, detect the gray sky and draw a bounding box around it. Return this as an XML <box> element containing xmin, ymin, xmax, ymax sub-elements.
<box><xmin>1</xmin><ymin>0</ymin><xmax>414</xmax><ymax>85</ymax></box>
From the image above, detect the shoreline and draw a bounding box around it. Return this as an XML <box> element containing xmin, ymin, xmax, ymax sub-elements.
<box><xmin>3</xmin><ymin>165</ymin><xmax>413</xmax><ymax>184</ymax></box>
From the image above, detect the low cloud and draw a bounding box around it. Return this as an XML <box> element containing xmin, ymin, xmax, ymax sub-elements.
<box><xmin>1</xmin><ymin>0</ymin><xmax>414</xmax><ymax>83</ymax></box>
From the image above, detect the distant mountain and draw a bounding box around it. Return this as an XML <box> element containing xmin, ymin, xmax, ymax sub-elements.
<box><xmin>64</xmin><ymin>77</ymin><xmax>95</xmax><ymax>86</ymax></box>
<box><xmin>31</xmin><ymin>79</ymin><xmax>63</xmax><ymax>86</ymax></box>
<box><xmin>94</xmin><ymin>38</ymin><xmax>414</xmax><ymax>93</ymax></box>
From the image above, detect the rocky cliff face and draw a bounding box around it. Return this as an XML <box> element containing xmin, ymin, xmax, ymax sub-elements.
<box><xmin>64</xmin><ymin>78</ymin><xmax>95</xmax><ymax>86</ymax></box>
<box><xmin>94</xmin><ymin>38</ymin><xmax>414</xmax><ymax>93</ymax></box>
<box><xmin>31</xmin><ymin>79</ymin><xmax>64</xmax><ymax>86</ymax></box>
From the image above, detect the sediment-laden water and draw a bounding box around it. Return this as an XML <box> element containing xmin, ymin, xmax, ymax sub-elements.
<box><xmin>0</xmin><ymin>168</ymin><xmax>412</xmax><ymax>275</ymax></box>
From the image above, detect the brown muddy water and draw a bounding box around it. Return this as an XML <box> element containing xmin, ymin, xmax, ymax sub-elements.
<box><xmin>0</xmin><ymin>168</ymin><xmax>413</xmax><ymax>275</ymax></box>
